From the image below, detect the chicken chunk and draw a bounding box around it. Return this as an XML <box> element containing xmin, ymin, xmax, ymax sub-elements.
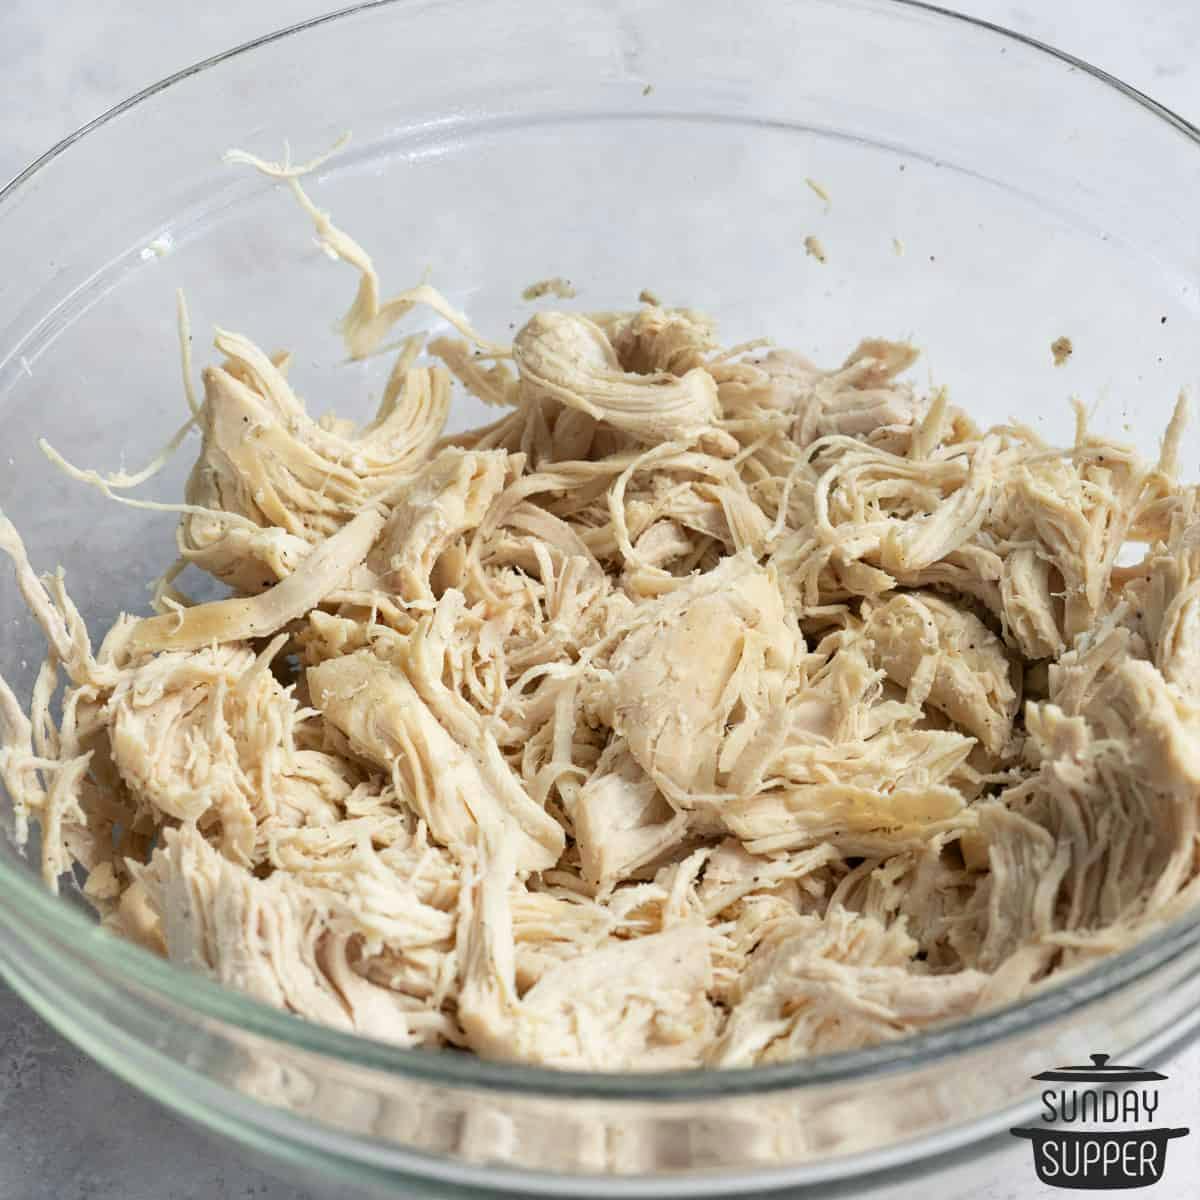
<box><xmin>598</xmin><ymin>556</ymin><xmax>800</xmax><ymax>801</ymax></box>
<box><xmin>309</xmin><ymin>648</ymin><xmax>564</xmax><ymax>873</ymax></box>
<box><xmin>865</xmin><ymin>591</ymin><xmax>1020</xmax><ymax>757</ymax></box>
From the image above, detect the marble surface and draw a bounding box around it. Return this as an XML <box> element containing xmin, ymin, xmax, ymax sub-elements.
<box><xmin>4</xmin><ymin>2</ymin><xmax>1200</xmax><ymax>1197</ymax></box>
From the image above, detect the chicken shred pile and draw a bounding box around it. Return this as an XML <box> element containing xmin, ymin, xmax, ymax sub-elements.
<box><xmin>3</xmin><ymin>164</ymin><xmax>1200</xmax><ymax>1072</ymax></box>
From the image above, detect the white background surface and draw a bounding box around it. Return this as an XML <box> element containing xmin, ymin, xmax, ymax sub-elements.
<box><xmin>3</xmin><ymin>2</ymin><xmax>1200</xmax><ymax>1198</ymax></box>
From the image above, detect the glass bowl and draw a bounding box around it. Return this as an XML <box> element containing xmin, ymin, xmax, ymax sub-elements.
<box><xmin>4</xmin><ymin>0</ymin><xmax>1200</xmax><ymax>1195</ymax></box>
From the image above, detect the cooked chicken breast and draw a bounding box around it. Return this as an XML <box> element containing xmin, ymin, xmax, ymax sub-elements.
<box><xmin>3</xmin><ymin>157</ymin><xmax>1197</xmax><ymax>1070</ymax></box>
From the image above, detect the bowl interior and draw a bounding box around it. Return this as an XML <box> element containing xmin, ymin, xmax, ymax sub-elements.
<box><xmin>5</xmin><ymin>0</ymin><xmax>1200</xmax><ymax>1187</ymax></box>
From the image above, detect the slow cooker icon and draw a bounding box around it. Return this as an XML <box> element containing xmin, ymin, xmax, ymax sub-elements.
<box><xmin>1010</xmin><ymin>1054</ymin><xmax>1190</xmax><ymax>1190</ymax></box>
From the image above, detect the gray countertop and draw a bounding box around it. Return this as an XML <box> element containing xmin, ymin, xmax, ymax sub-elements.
<box><xmin>4</xmin><ymin>2</ymin><xmax>1200</xmax><ymax>1198</ymax></box>
<box><xmin>0</xmin><ymin>986</ymin><xmax>319</xmax><ymax>1200</ymax></box>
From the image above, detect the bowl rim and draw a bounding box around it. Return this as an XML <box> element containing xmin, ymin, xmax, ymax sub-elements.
<box><xmin>3</xmin><ymin>0</ymin><xmax>1200</xmax><ymax>1103</ymax></box>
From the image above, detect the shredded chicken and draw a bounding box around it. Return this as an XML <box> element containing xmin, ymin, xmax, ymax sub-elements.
<box><xmin>3</xmin><ymin>149</ymin><xmax>1199</xmax><ymax>1071</ymax></box>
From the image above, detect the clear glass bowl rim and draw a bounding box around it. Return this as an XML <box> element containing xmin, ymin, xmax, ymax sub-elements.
<box><xmin>3</xmin><ymin>0</ymin><xmax>1200</xmax><ymax>1102</ymax></box>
